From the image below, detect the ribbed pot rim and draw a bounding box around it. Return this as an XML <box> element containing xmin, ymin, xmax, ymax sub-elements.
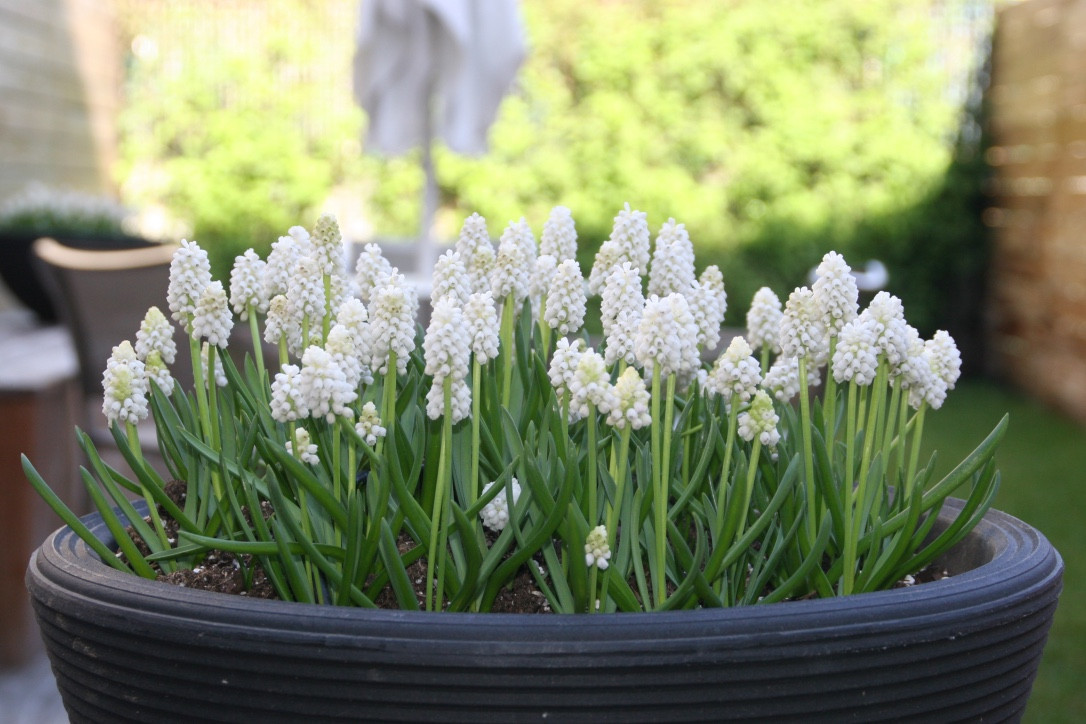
<box><xmin>27</xmin><ymin>496</ymin><xmax>1063</xmax><ymax>651</ymax></box>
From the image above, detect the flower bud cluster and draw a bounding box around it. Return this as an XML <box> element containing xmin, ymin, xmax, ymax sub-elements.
<box><xmin>584</xmin><ymin>525</ymin><xmax>611</xmax><ymax>570</ymax></box>
<box><xmin>480</xmin><ymin>478</ymin><xmax>521</xmax><ymax>532</ymax></box>
<box><xmin>648</xmin><ymin>218</ymin><xmax>695</xmax><ymax>298</ymax></box>
<box><xmin>779</xmin><ymin>287</ymin><xmax>827</xmax><ymax>363</ymax></box>
<box><xmin>544</xmin><ymin>259</ymin><xmax>587</xmax><ymax>336</ymax></box>
<box><xmin>607</xmin><ymin>366</ymin><xmax>651</xmax><ymax>430</ymax></box>
<box><xmin>737</xmin><ymin>390</ymin><xmax>780</xmax><ymax>447</ymax></box>
<box><xmin>102</xmin><ymin>341</ymin><xmax>149</xmax><ymax>425</ymax></box>
<box><xmin>355</xmin><ymin>401</ymin><xmax>387</xmax><ymax>446</ymax></box>
<box><xmin>746</xmin><ymin>287</ymin><xmax>783</xmax><ymax>355</ymax></box>
<box><xmin>286</xmin><ymin>427</ymin><xmax>319</xmax><ymax>465</ymax></box>
<box><xmin>707</xmin><ymin>336</ymin><xmax>762</xmax><ymax>407</ymax></box>
<box><xmin>490</xmin><ymin>220</ymin><xmax>532</xmax><ymax>306</ymax></box>
<box><xmin>549</xmin><ymin>337</ymin><xmax>586</xmax><ymax>401</ymax></box>
<box><xmin>635</xmin><ymin>293</ymin><xmax>699</xmax><ymax>378</ymax></box>
<box><xmin>230</xmin><ymin>249</ymin><xmax>269</xmax><ymax>320</ymax></box>
<box><xmin>167</xmin><ymin>239</ymin><xmax>212</xmax><ymax>330</ymax></box>
<box><xmin>540</xmin><ymin>206</ymin><xmax>577</xmax><ymax>263</ymax></box>
<box><xmin>367</xmin><ymin>271</ymin><xmax>417</xmax><ymax>376</ymax></box>
<box><xmin>812</xmin><ymin>251</ymin><xmax>858</xmax><ymax>337</ymax></box>
<box><xmin>455</xmin><ymin>213</ymin><xmax>495</xmax><ymax>293</ymax></box>
<box><xmin>569</xmin><ymin>348</ymin><xmax>616</xmax><ymax>420</ymax></box>
<box><xmin>424</xmin><ymin>298</ymin><xmax>472</xmax><ymax>421</ymax></box>
<box><xmin>353</xmin><ymin>243</ymin><xmax>393</xmax><ymax>306</ymax></box>
<box><xmin>601</xmin><ymin>263</ymin><xmax>643</xmax><ymax>367</ymax></box>
<box><xmin>832</xmin><ymin>316</ymin><xmax>879</xmax><ymax>386</ymax></box>
<box><xmin>464</xmin><ymin>291</ymin><xmax>500</xmax><ymax>363</ymax></box>
<box><xmin>690</xmin><ymin>265</ymin><xmax>727</xmax><ymax>351</ymax></box>
<box><xmin>431</xmin><ymin>250</ymin><xmax>470</xmax><ymax>308</ymax></box>
<box><xmin>298</xmin><ymin>345</ymin><xmax>357</xmax><ymax>423</ymax></box>
<box><xmin>192</xmin><ymin>281</ymin><xmax>234</xmax><ymax>348</ymax></box>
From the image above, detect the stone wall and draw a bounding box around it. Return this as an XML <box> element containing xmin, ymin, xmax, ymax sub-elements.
<box><xmin>987</xmin><ymin>0</ymin><xmax>1086</xmax><ymax>420</ymax></box>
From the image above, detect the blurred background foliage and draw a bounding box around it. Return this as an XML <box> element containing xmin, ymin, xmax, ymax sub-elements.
<box><xmin>114</xmin><ymin>0</ymin><xmax>992</xmax><ymax>365</ymax></box>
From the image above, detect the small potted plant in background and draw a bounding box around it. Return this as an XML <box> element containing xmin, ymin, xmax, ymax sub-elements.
<box><xmin>0</xmin><ymin>183</ymin><xmax>153</xmax><ymax>321</ymax></box>
<box><xmin>23</xmin><ymin>206</ymin><xmax>1062</xmax><ymax>720</ymax></box>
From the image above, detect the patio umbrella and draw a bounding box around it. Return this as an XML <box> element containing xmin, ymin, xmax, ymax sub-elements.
<box><xmin>352</xmin><ymin>0</ymin><xmax>526</xmax><ymax>255</ymax></box>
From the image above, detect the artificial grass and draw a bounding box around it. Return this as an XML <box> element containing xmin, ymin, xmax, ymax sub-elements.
<box><xmin>921</xmin><ymin>380</ymin><xmax>1085</xmax><ymax>722</ymax></box>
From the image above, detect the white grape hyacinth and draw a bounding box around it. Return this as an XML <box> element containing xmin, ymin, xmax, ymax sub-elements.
<box><xmin>191</xmin><ymin>280</ymin><xmax>234</xmax><ymax>348</ymax></box>
<box><xmin>264</xmin><ymin>294</ymin><xmax>301</xmax><ymax>353</ymax></box>
<box><xmin>102</xmin><ymin>341</ymin><xmax>149</xmax><ymax>426</ymax></box>
<box><xmin>635</xmin><ymin>293</ymin><xmax>700</xmax><ymax>379</ymax></box>
<box><xmin>286</xmin><ymin>256</ymin><xmax>326</xmax><ymax>350</ymax></box>
<box><xmin>812</xmin><ymin>251</ymin><xmax>859</xmax><ymax>337</ymax></box>
<box><xmin>270</xmin><ymin>364</ymin><xmax>307</xmax><ymax>423</ymax></box>
<box><xmin>455</xmin><ymin>212</ymin><xmax>495</xmax><ymax>294</ymax></box>
<box><xmin>166</xmin><ymin>239</ymin><xmax>212</xmax><ymax>331</ymax></box>
<box><xmin>737</xmin><ymin>389</ymin><xmax>781</xmax><ymax>448</ymax></box>
<box><xmin>298</xmin><ymin>345</ymin><xmax>357</xmax><ymax>423</ymax></box>
<box><xmin>480</xmin><ymin>478</ymin><xmax>522</xmax><ymax>532</ymax></box>
<box><xmin>601</xmin><ymin>262</ymin><xmax>644</xmax><ymax>367</ymax></box>
<box><xmin>568</xmin><ymin>348</ymin><xmax>617</xmax><ymax>420</ymax></box>
<box><xmin>201</xmin><ymin>342</ymin><xmax>228</xmax><ymax>388</ymax></box>
<box><xmin>490</xmin><ymin>220</ymin><xmax>533</xmax><ymax>309</ymax></box>
<box><xmin>424</xmin><ymin>299</ymin><xmax>472</xmax><ymax>421</ymax></box>
<box><xmin>540</xmin><ymin>205</ymin><xmax>577</xmax><ymax>263</ymax></box>
<box><xmin>747</xmin><ymin>287</ymin><xmax>783</xmax><ymax>356</ymax></box>
<box><xmin>648</xmin><ymin>218</ymin><xmax>696</xmax><ymax>298</ymax></box>
<box><xmin>689</xmin><ymin>265</ymin><xmax>728</xmax><ymax>352</ymax></box>
<box><xmin>325</xmin><ymin>324</ymin><xmax>365</xmax><ymax>390</ymax></box>
<box><xmin>353</xmin><ymin>243</ymin><xmax>393</xmax><ymax>306</ymax></box>
<box><xmin>584</xmin><ymin>525</ymin><xmax>612</xmax><ymax>570</ymax></box>
<box><xmin>135</xmin><ymin>306</ymin><xmax>177</xmax><ymax>366</ymax></box>
<box><xmin>832</xmin><ymin>316</ymin><xmax>880</xmax><ymax>386</ymax></box>
<box><xmin>707</xmin><ymin>336</ymin><xmax>762</xmax><ymax>408</ymax></box>
<box><xmin>587</xmin><ymin>239</ymin><xmax>621</xmax><ymax>296</ymax></box>
<box><xmin>763</xmin><ymin>354</ymin><xmax>801</xmax><ymax>403</ymax></box>
<box><xmin>310</xmin><ymin>213</ymin><xmax>347</xmax><ymax>278</ymax></box>
<box><xmin>354</xmin><ymin>401</ymin><xmax>387</xmax><ymax>446</ymax></box>
<box><xmin>549</xmin><ymin>337</ymin><xmax>586</xmax><ymax>401</ymax></box>
<box><xmin>431</xmin><ymin>250</ymin><xmax>471</xmax><ymax>308</ymax></box>
<box><xmin>608</xmin><ymin>203</ymin><xmax>651</xmax><ymax>276</ymax></box>
<box><xmin>606</xmin><ymin>366</ymin><xmax>652</xmax><ymax>430</ymax></box>
<box><xmin>366</xmin><ymin>271</ymin><xmax>418</xmax><ymax>376</ymax></box>
<box><xmin>544</xmin><ymin>259</ymin><xmax>587</xmax><ymax>336</ymax></box>
<box><xmin>464</xmin><ymin>291</ymin><xmax>500</xmax><ymax>363</ymax></box>
<box><xmin>264</xmin><ymin>232</ymin><xmax>305</xmax><ymax>301</ymax></box>
<box><xmin>860</xmin><ymin>291</ymin><xmax>909</xmax><ymax>369</ymax></box>
<box><xmin>779</xmin><ymin>286</ymin><xmax>828</xmax><ymax>365</ymax></box>
<box><xmin>530</xmin><ymin>254</ymin><xmax>558</xmax><ymax>315</ymax></box>
<box><xmin>286</xmin><ymin>427</ymin><xmax>320</xmax><ymax>465</ymax></box>
<box><xmin>229</xmin><ymin>249</ymin><xmax>269</xmax><ymax>320</ymax></box>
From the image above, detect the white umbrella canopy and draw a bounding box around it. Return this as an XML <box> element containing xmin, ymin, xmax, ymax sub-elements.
<box><xmin>352</xmin><ymin>0</ymin><xmax>526</xmax><ymax>256</ymax></box>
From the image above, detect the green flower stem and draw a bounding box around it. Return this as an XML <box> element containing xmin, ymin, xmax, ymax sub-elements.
<box><xmin>322</xmin><ymin>275</ymin><xmax>333</xmax><ymax>343</ymax></box>
<box><xmin>588</xmin><ymin>565</ymin><xmax>599</xmax><ymax>614</ymax></box>
<box><xmin>797</xmin><ymin>355</ymin><xmax>817</xmax><ymax>545</ymax></box>
<box><xmin>654</xmin><ymin>372</ymin><xmax>677</xmax><ymax>609</ymax></box>
<box><xmin>856</xmin><ymin>360</ymin><xmax>888</xmax><ymax>496</ymax></box>
<box><xmin>734</xmin><ymin>438</ymin><xmax>763</xmax><ymax>544</ymax></box>
<box><xmin>380</xmin><ymin>353</ymin><xmax>398</xmax><ymax>451</ymax></box>
<box><xmin>189</xmin><ymin>335</ymin><xmax>211</xmax><ymax>442</ymax></box>
<box><xmin>586</xmin><ymin>401</ymin><xmax>598</xmax><ymax>526</ymax></box>
<box><xmin>713</xmin><ymin>395</ymin><xmax>740</xmax><ymax>539</ymax></box>
<box><xmin>823</xmin><ymin>336</ymin><xmax>838</xmax><ymax>443</ymax></box>
<box><xmin>601</xmin><ymin>424</ymin><xmax>632</xmax><ymax>613</ymax></box>
<box><xmin>425</xmin><ymin>377</ymin><xmax>453</xmax><ymax>612</ymax></box>
<box><xmin>500</xmin><ymin>294</ymin><xmax>515</xmax><ymax>410</ymax></box>
<box><xmin>760</xmin><ymin>344</ymin><xmax>771</xmax><ymax>375</ymax></box>
<box><xmin>205</xmin><ymin>345</ymin><xmax>225</xmax><ymax>509</ymax></box>
<box><xmin>247</xmin><ymin>308</ymin><xmax>267</xmax><ymax>399</ymax></box>
<box><xmin>649</xmin><ymin>366</ymin><xmax>664</xmax><ymax>606</ymax></box>
<box><xmin>128</xmin><ymin>421</ymin><xmax>170</xmax><ymax>556</ymax></box>
<box><xmin>842</xmin><ymin>380</ymin><xmax>859</xmax><ymax>595</ymax></box>
<box><xmin>538</xmin><ymin>298</ymin><xmax>551</xmax><ymax>359</ymax></box>
<box><xmin>470</xmin><ymin>359</ymin><xmax>482</xmax><ymax>514</ymax></box>
<box><xmin>332</xmin><ymin>425</ymin><xmax>342</xmax><ymax>545</ymax></box>
<box><xmin>904</xmin><ymin>403</ymin><xmax>928</xmax><ymax>497</ymax></box>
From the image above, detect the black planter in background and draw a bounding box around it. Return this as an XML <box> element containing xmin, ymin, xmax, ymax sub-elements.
<box><xmin>26</xmin><ymin>498</ymin><xmax>1062</xmax><ymax>722</ymax></box>
<box><xmin>0</xmin><ymin>231</ymin><xmax>154</xmax><ymax>322</ymax></box>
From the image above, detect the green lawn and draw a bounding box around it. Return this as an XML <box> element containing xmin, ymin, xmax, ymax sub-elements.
<box><xmin>921</xmin><ymin>380</ymin><xmax>1085</xmax><ymax>722</ymax></box>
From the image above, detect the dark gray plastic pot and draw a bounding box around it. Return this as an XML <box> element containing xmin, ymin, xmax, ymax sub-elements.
<box><xmin>27</xmin><ymin>498</ymin><xmax>1062</xmax><ymax>722</ymax></box>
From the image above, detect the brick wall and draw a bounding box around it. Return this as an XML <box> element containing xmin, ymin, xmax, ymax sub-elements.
<box><xmin>0</xmin><ymin>0</ymin><xmax>121</xmax><ymax>201</ymax></box>
<box><xmin>987</xmin><ymin>0</ymin><xmax>1086</xmax><ymax>420</ymax></box>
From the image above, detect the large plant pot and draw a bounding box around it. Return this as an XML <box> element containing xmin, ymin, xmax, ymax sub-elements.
<box><xmin>0</xmin><ymin>231</ymin><xmax>154</xmax><ymax>322</ymax></box>
<box><xmin>27</xmin><ymin>498</ymin><xmax>1062</xmax><ymax>722</ymax></box>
